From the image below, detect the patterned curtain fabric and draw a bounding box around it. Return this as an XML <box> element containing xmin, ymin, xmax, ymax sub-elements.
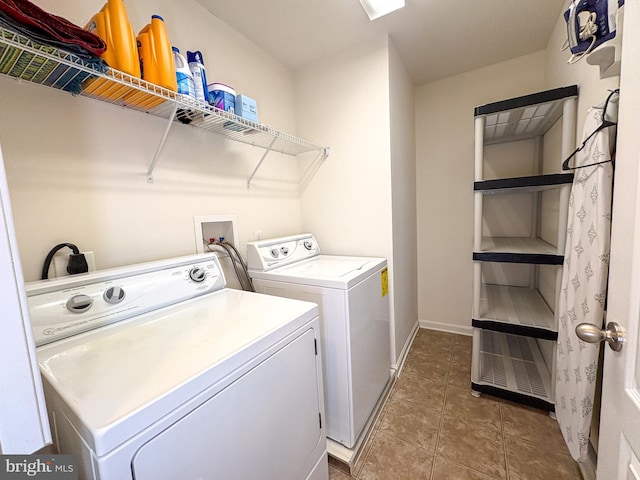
<box><xmin>555</xmin><ymin>104</ymin><xmax>615</xmax><ymax>462</ymax></box>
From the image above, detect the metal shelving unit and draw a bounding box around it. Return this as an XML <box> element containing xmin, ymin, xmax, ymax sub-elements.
<box><xmin>471</xmin><ymin>86</ymin><xmax>578</xmax><ymax>411</ymax></box>
<box><xmin>0</xmin><ymin>25</ymin><xmax>328</xmax><ymax>186</ymax></box>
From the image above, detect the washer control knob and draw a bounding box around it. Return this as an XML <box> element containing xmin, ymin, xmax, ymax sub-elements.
<box><xmin>303</xmin><ymin>240</ymin><xmax>314</xmax><ymax>250</ymax></box>
<box><xmin>66</xmin><ymin>294</ymin><xmax>93</xmax><ymax>313</ymax></box>
<box><xmin>189</xmin><ymin>267</ymin><xmax>207</xmax><ymax>283</ymax></box>
<box><xmin>103</xmin><ymin>286</ymin><xmax>125</xmax><ymax>304</ymax></box>
<box><xmin>280</xmin><ymin>246</ymin><xmax>289</xmax><ymax>256</ymax></box>
<box><xmin>270</xmin><ymin>248</ymin><xmax>280</xmax><ymax>258</ymax></box>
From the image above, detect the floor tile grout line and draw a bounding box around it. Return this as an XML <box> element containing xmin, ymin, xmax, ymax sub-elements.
<box><xmin>375</xmin><ymin>428</ymin><xmax>437</xmax><ymax>457</ymax></box>
<box><xmin>360</xmin><ymin>429</ymin><xmax>438</xmax><ymax>479</ymax></box>
<box><xmin>438</xmin><ymin>455</ymin><xmax>505</xmax><ymax>480</ymax></box>
<box><xmin>429</xmin><ymin>414</ymin><xmax>445</xmax><ymax>480</ymax></box>
<box><xmin>429</xmin><ymin>345</ymin><xmax>453</xmax><ymax>480</ymax></box>
<box><xmin>499</xmin><ymin>401</ymin><xmax>511</xmax><ymax>480</ymax></box>
<box><xmin>351</xmin><ymin>428</ymin><xmax>378</xmax><ymax>479</ymax></box>
<box><xmin>430</xmin><ymin>387</ymin><xmax>448</xmax><ymax>479</ymax></box>
<box><xmin>502</xmin><ymin>431</ymin><xmax>579</xmax><ymax>461</ymax></box>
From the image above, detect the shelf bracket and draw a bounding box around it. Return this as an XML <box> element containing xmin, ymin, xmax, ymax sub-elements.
<box><xmin>246</xmin><ymin>136</ymin><xmax>278</xmax><ymax>189</ymax></box>
<box><xmin>147</xmin><ymin>103</ymin><xmax>179</xmax><ymax>183</ymax></box>
<box><xmin>300</xmin><ymin>147</ymin><xmax>330</xmax><ymax>193</ymax></box>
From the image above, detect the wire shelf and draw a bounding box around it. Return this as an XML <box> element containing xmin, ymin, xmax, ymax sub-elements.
<box><xmin>0</xmin><ymin>25</ymin><xmax>326</xmax><ymax>158</ymax></box>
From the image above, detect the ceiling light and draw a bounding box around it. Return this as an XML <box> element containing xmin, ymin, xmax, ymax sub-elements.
<box><xmin>358</xmin><ymin>0</ymin><xmax>405</xmax><ymax>20</ymax></box>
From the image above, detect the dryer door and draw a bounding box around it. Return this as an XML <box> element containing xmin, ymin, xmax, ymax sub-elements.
<box><xmin>131</xmin><ymin>327</ymin><xmax>325</xmax><ymax>480</ymax></box>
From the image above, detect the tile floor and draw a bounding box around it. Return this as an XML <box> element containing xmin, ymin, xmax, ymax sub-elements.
<box><xmin>329</xmin><ymin>328</ymin><xmax>583</xmax><ymax>480</ymax></box>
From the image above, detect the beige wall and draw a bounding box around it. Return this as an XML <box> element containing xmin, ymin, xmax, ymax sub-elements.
<box><xmin>294</xmin><ymin>36</ymin><xmax>394</xmax><ymax>345</ymax></box>
<box><xmin>295</xmin><ymin>37</ymin><xmax>392</xmax><ymax>259</ymax></box>
<box><xmin>415</xmin><ymin>51</ymin><xmax>547</xmax><ymax>332</ymax></box>
<box><xmin>389</xmin><ymin>43</ymin><xmax>418</xmax><ymax>362</ymax></box>
<box><xmin>295</xmin><ymin>36</ymin><xmax>418</xmax><ymax>365</ymax></box>
<box><xmin>1</xmin><ymin>0</ymin><xmax>303</xmax><ymax>282</ymax></box>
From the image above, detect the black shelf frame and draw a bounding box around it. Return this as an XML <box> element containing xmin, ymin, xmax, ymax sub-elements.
<box><xmin>474</xmin><ymin>173</ymin><xmax>574</xmax><ymax>192</ymax></box>
<box><xmin>471</xmin><ymin>382</ymin><xmax>555</xmax><ymax>412</ymax></box>
<box><xmin>471</xmin><ymin>319</ymin><xmax>558</xmax><ymax>341</ymax></box>
<box><xmin>473</xmin><ymin>252</ymin><xmax>564</xmax><ymax>265</ymax></box>
<box><xmin>474</xmin><ymin>85</ymin><xmax>579</xmax><ymax>117</ymax></box>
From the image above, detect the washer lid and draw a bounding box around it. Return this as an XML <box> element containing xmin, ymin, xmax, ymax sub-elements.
<box><xmin>249</xmin><ymin>255</ymin><xmax>387</xmax><ymax>289</ymax></box>
<box><xmin>36</xmin><ymin>289</ymin><xmax>318</xmax><ymax>457</ymax></box>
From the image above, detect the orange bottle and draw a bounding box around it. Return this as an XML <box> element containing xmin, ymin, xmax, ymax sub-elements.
<box><xmin>85</xmin><ymin>0</ymin><xmax>140</xmax><ymax>77</ymax></box>
<box><xmin>136</xmin><ymin>15</ymin><xmax>177</xmax><ymax>91</ymax></box>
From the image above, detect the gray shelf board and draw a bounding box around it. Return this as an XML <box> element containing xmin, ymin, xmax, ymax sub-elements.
<box><xmin>476</xmin><ymin>284</ymin><xmax>555</xmax><ymax>332</ymax></box>
<box><xmin>476</xmin><ymin>86</ymin><xmax>578</xmax><ymax>144</ymax></box>
<box><xmin>474</xmin><ymin>330</ymin><xmax>553</xmax><ymax>403</ymax></box>
<box><xmin>474</xmin><ymin>237</ymin><xmax>563</xmax><ymax>265</ymax></box>
<box><xmin>478</xmin><ymin>237</ymin><xmax>559</xmax><ymax>256</ymax></box>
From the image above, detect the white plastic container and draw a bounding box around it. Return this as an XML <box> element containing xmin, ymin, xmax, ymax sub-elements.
<box><xmin>208</xmin><ymin>83</ymin><xmax>236</xmax><ymax>113</ymax></box>
<box><xmin>172</xmin><ymin>47</ymin><xmax>195</xmax><ymax>99</ymax></box>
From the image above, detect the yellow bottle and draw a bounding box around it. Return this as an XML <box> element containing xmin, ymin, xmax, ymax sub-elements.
<box><xmin>83</xmin><ymin>0</ymin><xmax>141</xmax><ymax>101</ymax></box>
<box><xmin>136</xmin><ymin>15</ymin><xmax>177</xmax><ymax>91</ymax></box>
<box><xmin>86</xmin><ymin>0</ymin><xmax>140</xmax><ymax>77</ymax></box>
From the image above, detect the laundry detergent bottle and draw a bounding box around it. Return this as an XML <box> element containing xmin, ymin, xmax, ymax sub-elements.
<box><xmin>137</xmin><ymin>15</ymin><xmax>177</xmax><ymax>91</ymax></box>
<box><xmin>85</xmin><ymin>0</ymin><xmax>140</xmax><ymax>77</ymax></box>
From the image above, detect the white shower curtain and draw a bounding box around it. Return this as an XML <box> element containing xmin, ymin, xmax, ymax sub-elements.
<box><xmin>555</xmin><ymin>102</ymin><xmax>615</xmax><ymax>462</ymax></box>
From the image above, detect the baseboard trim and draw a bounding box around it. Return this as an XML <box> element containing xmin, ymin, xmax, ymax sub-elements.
<box><xmin>392</xmin><ymin>320</ymin><xmax>419</xmax><ymax>372</ymax></box>
<box><xmin>419</xmin><ymin>319</ymin><xmax>472</xmax><ymax>336</ymax></box>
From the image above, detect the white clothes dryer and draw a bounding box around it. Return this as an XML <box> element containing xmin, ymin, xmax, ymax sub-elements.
<box><xmin>27</xmin><ymin>254</ymin><xmax>328</xmax><ymax>480</ymax></box>
<box><xmin>246</xmin><ymin>234</ymin><xmax>392</xmax><ymax>450</ymax></box>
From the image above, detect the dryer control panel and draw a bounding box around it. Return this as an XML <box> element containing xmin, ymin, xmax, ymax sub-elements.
<box><xmin>246</xmin><ymin>234</ymin><xmax>320</xmax><ymax>272</ymax></box>
<box><xmin>26</xmin><ymin>254</ymin><xmax>226</xmax><ymax>346</ymax></box>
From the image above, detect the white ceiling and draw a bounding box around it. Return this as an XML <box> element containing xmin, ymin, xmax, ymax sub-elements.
<box><xmin>194</xmin><ymin>0</ymin><xmax>566</xmax><ymax>85</ymax></box>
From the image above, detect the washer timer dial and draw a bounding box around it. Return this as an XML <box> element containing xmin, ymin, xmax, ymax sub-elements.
<box><xmin>189</xmin><ymin>267</ymin><xmax>207</xmax><ymax>283</ymax></box>
<box><xmin>65</xmin><ymin>294</ymin><xmax>93</xmax><ymax>313</ymax></box>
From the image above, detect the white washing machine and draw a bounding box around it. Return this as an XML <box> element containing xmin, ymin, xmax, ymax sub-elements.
<box><xmin>246</xmin><ymin>234</ymin><xmax>391</xmax><ymax>449</ymax></box>
<box><xmin>26</xmin><ymin>253</ymin><xmax>328</xmax><ymax>480</ymax></box>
